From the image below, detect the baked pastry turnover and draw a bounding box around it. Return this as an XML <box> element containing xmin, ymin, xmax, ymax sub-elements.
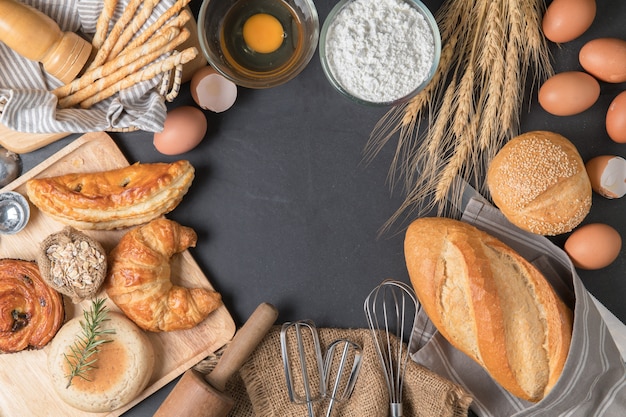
<box><xmin>0</xmin><ymin>259</ymin><xmax>64</xmax><ymax>353</ymax></box>
<box><xmin>25</xmin><ymin>161</ymin><xmax>194</xmax><ymax>230</ymax></box>
<box><xmin>105</xmin><ymin>219</ymin><xmax>222</xmax><ymax>332</ymax></box>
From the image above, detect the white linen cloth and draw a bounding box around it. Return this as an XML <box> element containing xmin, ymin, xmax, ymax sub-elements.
<box><xmin>0</xmin><ymin>0</ymin><xmax>173</xmax><ymax>133</ymax></box>
<box><xmin>410</xmin><ymin>198</ymin><xmax>626</xmax><ymax>417</ymax></box>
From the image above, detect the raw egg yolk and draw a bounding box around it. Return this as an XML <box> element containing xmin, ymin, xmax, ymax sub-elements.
<box><xmin>242</xmin><ymin>13</ymin><xmax>284</xmax><ymax>54</ymax></box>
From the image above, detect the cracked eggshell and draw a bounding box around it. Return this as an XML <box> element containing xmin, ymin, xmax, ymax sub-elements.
<box><xmin>190</xmin><ymin>66</ymin><xmax>237</xmax><ymax>113</ymax></box>
<box><xmin>585</xmin><ymin>155</ymin><xmax>626</xmax><ymax>199</ymax></box>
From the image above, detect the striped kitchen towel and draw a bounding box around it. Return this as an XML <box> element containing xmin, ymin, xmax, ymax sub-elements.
<box><xmin>410</xmin><ymin>197</ymin><xmax>626</xmax><ymax>417</ymax></box>
<box><xmin>0</xmin><ymin>0</ymin><xmax>172</xmax><ymax>134</ymax></box>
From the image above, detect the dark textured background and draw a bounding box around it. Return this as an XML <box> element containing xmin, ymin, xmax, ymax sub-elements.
<box><xmin>14</xmin><ymin>0</ymin><xmax>626</xmax><ymax>415</ymax></box>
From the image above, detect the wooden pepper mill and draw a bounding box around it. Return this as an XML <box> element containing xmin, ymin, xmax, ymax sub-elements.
<box><xmin>0</xmin><ymin>0</ymin><xmax>93</xmax><ymax>84</ymax></box>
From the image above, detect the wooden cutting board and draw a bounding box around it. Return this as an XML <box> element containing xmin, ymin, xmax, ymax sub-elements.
<box><xmin>0</xmin><ymin>131</ymin><xmax>236</xmax><ymax>417</ymax></box>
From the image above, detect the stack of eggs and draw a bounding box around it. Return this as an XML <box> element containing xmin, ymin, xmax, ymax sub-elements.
<box><xmin>538</xmin><ymin>0</ymin><xmax>624</xmax><ymax>271</ymax></box>
<box><xmin>539</xmin><ymin>0</ymin><xmax>626</xmax><ymax>143</ymax></box>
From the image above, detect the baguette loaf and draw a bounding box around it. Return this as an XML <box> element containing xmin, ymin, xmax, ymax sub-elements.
<box><xmin>404</xmin><ymin>217</ymin><xmax>572</xmax><ymax>402</ymax></box>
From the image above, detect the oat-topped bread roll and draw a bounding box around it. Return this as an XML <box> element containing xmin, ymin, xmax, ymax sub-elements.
<box><xmin>25</xmin><ymin>160</ymin><xmax>194</xmax><ymax>230</ymax></box>
<box><xmin>486</xmin><ymin>131</ymin><xmax>591</xmax><ymax>235</ymax></box>
<box><xmin>404</xmin><ymin>217</ymin><xmax>573</xmax><ymax>402</ymax></box>
<box><xmin>0</xmin><ymin>259</ymin><xmax>64</xmax><ymax>353</ymax></box>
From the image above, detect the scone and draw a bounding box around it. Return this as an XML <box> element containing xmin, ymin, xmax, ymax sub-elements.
<box><xmin>47</xmin><ymin>311</ymin><xmax>154</xmax><ymax>413</ymax></box>
<box><xmin>25</xmin><ymin>160</ymin><xmax>194</xmax><ymax>230</ymax></box>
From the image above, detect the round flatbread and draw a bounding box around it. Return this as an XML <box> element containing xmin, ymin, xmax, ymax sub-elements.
<box><xmin>47</xmin><ymin>311</ymin><xmax>154</xmax><ymax>412</ymax></box>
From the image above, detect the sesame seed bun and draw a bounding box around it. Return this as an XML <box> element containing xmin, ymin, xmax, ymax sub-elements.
<box><xmin>487</xmin><ymin>131</ymin><xmax>592</xmax><ymax>235</ymax></box>
<box><xmin>47</xmin><ymin>312</ymin><xmax>154</xmax><ymax>413</ymax></box>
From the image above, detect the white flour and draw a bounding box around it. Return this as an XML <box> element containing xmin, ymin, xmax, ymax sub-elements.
<box><xmin>324</xmin><ymin>0</ymin><xmax>436</xmax><ymax>103</ymax></box>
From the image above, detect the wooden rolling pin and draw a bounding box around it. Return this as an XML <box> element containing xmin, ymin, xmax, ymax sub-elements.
<box><xmin>0</xmin><ymin>0</ymin><xmax>92</xmax><ymax>84</ymax></box>
<box><xmin>154</xmin><ymin>302</ymin><xmax>279</xmax><ymax>417</ymax></box>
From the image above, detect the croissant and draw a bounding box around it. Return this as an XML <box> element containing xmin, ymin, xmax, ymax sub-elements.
<box><xmin>105</xmin><ymin>219</ymin><xmax>222</xmax><ymax>332</ymax></box>
<box><xmin>0</xmin><ymin>259</ymin><xmax>64</xmax><ymax>353</ymax></box>
<box><xmin>25</xmin><ymin>160</ymin><xmax>194</xmax><ymax>230</ymax></box>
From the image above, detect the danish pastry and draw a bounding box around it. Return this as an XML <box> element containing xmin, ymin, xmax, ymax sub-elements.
<box><xmin>105</xmin><ymin>219</ymin><xmax>221</xmax><ymax>332</ymax></box>
<box><xmin>25</xmin><ymin>160</ymin><xmax>194</xmax><ymax>230</ymax></box>
<box><xmin>0</xmin><ymin>259</ymin><xmax>64</xmax><ymax>353</ymax></box>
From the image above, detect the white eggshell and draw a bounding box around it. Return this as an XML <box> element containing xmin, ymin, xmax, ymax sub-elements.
<box><xmin>190</xmin><ymin>66</ymin><xmax>237</xmax><ymax>113</ymax></box>
<box><xmin>585</xmin><ymin>155</ymin><xmax>626</xmax><ymax>199</ymax></box>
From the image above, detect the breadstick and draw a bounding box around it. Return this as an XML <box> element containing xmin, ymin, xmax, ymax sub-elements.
<box><xmin>123</xmin><ymin>0</ymin><xmax>191</xmax><ymax>52</ymax></box>
<box><xmin>78</xmin><ymin>47</ymin><xmax>198</xmax><ymax>109</ymax></box>
<box><xmin>93</xmin><ymin>0</ymin><xmax>118</xmax><ymax>49</ymax></box>
<box><xmin>54</xmin><ymin>26</ymin><xmax>184</xmax><ymax>99</ymax></box>
<box><xmin>87</xmin><ymin>0</ymin><xmax>144</xmax><ymax>70</ymax></box>
<box><xmin>57</xmin><ymin>29</ymin><xmax>190</xmax><ymax>108</ymax></box>
<box><xmin>109</xmin><ymin>0</ymin><xmax>161</xmax><ymax>60</ymax></box>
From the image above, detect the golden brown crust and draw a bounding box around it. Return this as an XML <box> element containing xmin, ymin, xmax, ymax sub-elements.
<box><xmin>105</xmin><ymin>219</ymin><xmax>222</xmax><ymax>332</ymax></box>
<box><xmin>486</xmin><ymin>131</ymin><xmax>591</xmax><ymax>235</ymax></box>
<box><xmin>404</xmin><ymin>217</ymin><xmax>572</xmax><ymax>402</ymax></box>
<box><xmin>25</xmin><ymin>161</ymin><xmax>194</xmax><ymax>230</ymax></box>
<box><xmin>0</xmin><ymin>259</ymin><xmax>64</xmax><ymax>353</ymax></box>
<box><xmin>47</xmin><ymin>312</ymin><xmax>154</xmax><ymax>412</ymax></box>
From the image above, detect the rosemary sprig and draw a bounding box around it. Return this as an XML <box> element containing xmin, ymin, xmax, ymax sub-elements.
<box><xmin>64</xmin><ymin>298</ymin><xmax>116</xmax><ymax>388</ymax></box>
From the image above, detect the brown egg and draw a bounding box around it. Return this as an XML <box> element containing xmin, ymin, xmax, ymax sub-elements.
<box><xmin>606</xmin><ymin>91</ymin><xmax>626</xmax><ymax>143</ymax></box>
<box><xmin>580</xmin><ymin>38</ymin><xmax>626</xmax><ymax>83</ymax></box>
<box><xmin>585</xmin><ymin>155</ymin><xmax>626</xmax><ymax>198</ymax></box>
<box><xmin>538</xmin><ymin>71</ymin><xmax>600</xmax><ymax>116</ymax></box>
<box><xmin>565</xmin><ymin>223</ymin><xmax>622</xmax><ymax>270</ymax></box>
<box><xmin>190</xmin><ymin>66</ymin><xmax>237</xmax><ymax>113</ymax></box>
<box><xmin>153</xmin><ymin>106</ymin><xmax>207</xmax><ymax>155</ymax></box>
<box><xmin>542</xmin><ymin>0</ymin><xmax>596</xmax><ymax>43</ymax></box>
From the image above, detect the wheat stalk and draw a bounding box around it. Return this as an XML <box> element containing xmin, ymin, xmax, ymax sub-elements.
<box><xmin>367</xmin><ymin>0</ymin><xmax>552</xmax><ymax>233</ymax></box>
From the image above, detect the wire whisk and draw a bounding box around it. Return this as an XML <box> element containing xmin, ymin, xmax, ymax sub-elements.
<box><xmin>364</xmin><ymin>279</ymin><xmax>420</xmax><ymax>417</ymax></box>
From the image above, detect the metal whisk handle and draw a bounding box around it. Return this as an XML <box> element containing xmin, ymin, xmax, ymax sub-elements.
<box><xmin>391</xmin><ymin>402</ymin><xmax>403</xmax><ymax>416</ymax></box>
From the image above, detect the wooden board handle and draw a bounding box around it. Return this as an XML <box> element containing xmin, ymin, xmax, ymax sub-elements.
<box><xmin>205</xmin><ymin>302</ymin><xmax>278</xmax><ymax>391</ymax></box>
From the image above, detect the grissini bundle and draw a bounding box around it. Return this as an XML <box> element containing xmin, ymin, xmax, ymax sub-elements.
<box><xmin>404</xmin><ymin>217</ymin><xmax>572</xmax><ymax>402</ymax></box>
<box><xmin>54</xmin><ymin>25</ymin><xmax>185</xmax><ymax>100</ymax></box>
<box><xmin>77</xmin><ymin>47</ymin><xmax>197</xmax><ymax>109</ymax></box>
<box><xmin>55</xmin><ymin>28</ymin><xmax>190</xmax><ymax>108</ymax></box>
<box><xmin>57</xmin><ymin>0</ymin><xmax>194</xmax><ymax>109</ymax></box>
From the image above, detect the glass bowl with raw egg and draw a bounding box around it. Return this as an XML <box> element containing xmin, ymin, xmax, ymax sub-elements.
<box><xmin>198</xmin><ymin>0</ymin><xmax>319</xmax><ymax>89</ymax></box>
<box><xmin>319</xmin><ymin>0</ymin><xmax>441</xmax><ymax>106</ymax></box>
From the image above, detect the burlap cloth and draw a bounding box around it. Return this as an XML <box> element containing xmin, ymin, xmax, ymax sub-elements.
<box><xmin>195</xmin><ymin>326</ymin><xmax>472</xmax><ymax>417</ymax></box>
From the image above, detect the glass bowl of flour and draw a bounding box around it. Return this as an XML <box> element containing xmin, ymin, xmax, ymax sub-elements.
<box><xmin>319</xmin><ymin>0</ymin><xmax>441</xmax><ymax>105</ymax></box>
